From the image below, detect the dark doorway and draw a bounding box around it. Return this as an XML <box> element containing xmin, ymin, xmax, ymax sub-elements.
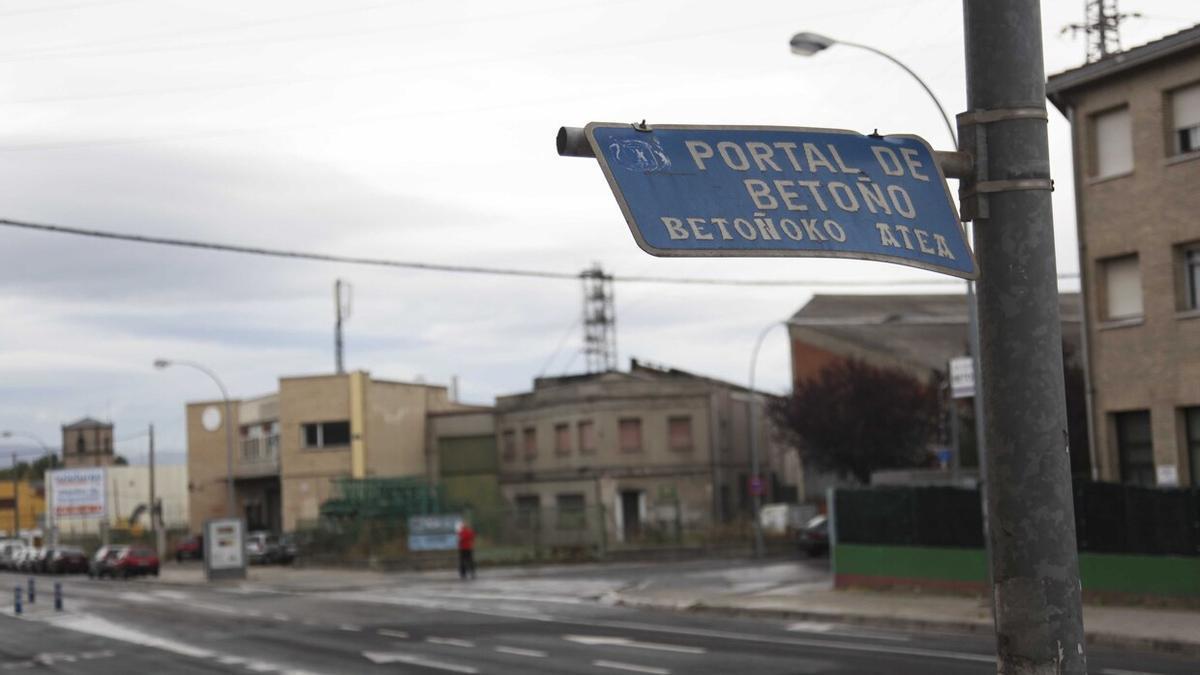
<box><xmin>620</xmin><ymin>490</ymin><xmax>642</xmax><ymax>541</ymax></box>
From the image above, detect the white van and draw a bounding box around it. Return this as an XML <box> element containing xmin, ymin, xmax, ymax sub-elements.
<box><xmin>0</xmin><ymin>539</ymin><xmax>27</xmax><ymax>570</ymax></box>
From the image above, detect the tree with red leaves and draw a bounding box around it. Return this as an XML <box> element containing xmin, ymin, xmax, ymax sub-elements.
<box><xmin>770</xmin><ymin>358</ymin><xmax>941</xmax><ymax>484</ymax></box>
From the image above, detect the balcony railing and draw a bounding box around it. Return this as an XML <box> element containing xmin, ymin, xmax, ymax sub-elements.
<box><xmin>237</xmin><ymin>435</ymin><xmax>280</xmax><ymax>475</ymax></box>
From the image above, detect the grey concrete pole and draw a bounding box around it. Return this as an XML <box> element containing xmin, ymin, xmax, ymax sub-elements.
<box><xmin>962</xmin><ymin>1</ymin><xmax>1086</xmax><ymax>672</ymax></box>
<box><xmin>223</xmin><ymin>398</ymin><xmax>236</xmax><ymax>519</ymax></box>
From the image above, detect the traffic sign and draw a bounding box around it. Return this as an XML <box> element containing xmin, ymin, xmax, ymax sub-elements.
<box><xmin>584</xmin><ymin>123</ymin><xmax>975</xmax><ymax>279</ymax></box>
<box><xmin>949</xmin><ymin>355</ymin><xmax>975</xmax><ymax>399</ymax></box>
<box><xmin>749</xmin><ymin>476</ymin><xmax>765</xmax><ymax>496</ymax></box>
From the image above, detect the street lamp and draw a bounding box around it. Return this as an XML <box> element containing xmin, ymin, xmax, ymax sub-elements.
<box><xmin>747</xmin><ymin>321</ymin><xmax>786</xmax><ymax>559</ymax></box>
<box><xmin>154</xmin><ymin>359</ymin><xmax>236</xmax><ymax>518</ymax></box>
<box><xmin>788</xmin><ymin>30</ymin><xmax>986</xmax><ymax>479</ymax></box>
<box><xmin>1</xmin><ymin>430</ymin><xmax>57</xmax><ymax>539</ymax></box>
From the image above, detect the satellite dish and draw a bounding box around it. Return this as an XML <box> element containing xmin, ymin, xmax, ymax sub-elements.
<box><xmin>201</xmin><ymin>405</ymin><xmax>223</xmax><ymax>432</ymax></box>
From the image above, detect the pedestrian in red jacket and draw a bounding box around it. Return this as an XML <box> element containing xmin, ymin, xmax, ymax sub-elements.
<box><xmin>457</xmin><ymin>522</ymin><xmax>476</xmax><ymax>580</ymax></box>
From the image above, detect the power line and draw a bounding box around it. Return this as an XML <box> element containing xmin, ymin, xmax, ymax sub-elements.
<box><xmin>0</xmin><ymin>217</ymin><xmax>1080</xmax><ymax>288</ymax></box>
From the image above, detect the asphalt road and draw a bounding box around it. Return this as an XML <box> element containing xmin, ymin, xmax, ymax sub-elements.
<box><xmin>0</xmin><ymin>565</ymin><xmax>1195</xmax><ymax>674</ymax></box>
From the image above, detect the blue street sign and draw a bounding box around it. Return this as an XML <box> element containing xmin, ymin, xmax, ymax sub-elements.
<box><xmin>585</xmin><ymin>123</ymin><xmax>976</xmax><ymax>279</ymax></box>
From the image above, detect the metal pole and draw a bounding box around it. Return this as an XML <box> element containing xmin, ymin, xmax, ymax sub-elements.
<box><xmin>10</xmin><ymin>453</ymin><xmax>17</xmax><ymax>539</ymax></box>
<box><xmin>224</xmin><ymin>398</ymin><xmax>236</xmax><ymax>519</ymax></box>
<box><xmin>148</xmin><ymin>424</ymin><xmax>159</xmax><ymax>557</ymax></box>
<box><xmin>963</xmin><ymin>2</ymin><xmax>1086</xmax><ymax>672</ymax></box>
<box><xmin>335</xmin><ymin>279</ymin><xmax>345</xmax><ymax>374</ymax></box>
<box><xmin>747</xmin><ymin>322</ymin><xmax>780</xmax><ymax>559</ymax></box>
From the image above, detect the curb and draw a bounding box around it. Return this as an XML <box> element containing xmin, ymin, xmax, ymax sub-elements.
<box><xmin>612</xmin><ymin>594</ymin><xmax>1200</xmax><ymax>658</ymax></box>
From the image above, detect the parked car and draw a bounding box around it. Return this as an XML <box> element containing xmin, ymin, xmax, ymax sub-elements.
<box><xmin>276</xmin><ymin>534</ymin><xmax>297</xmax><ymax>565</ymax></box>
<box><xmin>32</xmin><ymin>547</ymin><xmax>57</xmax><ymax>573</ymax></box>
<box><xmin>88</xmin><ymin>546</ymin><xmax>116</xmax><ymax>578</ymax></box>
<box><xmin>47</xmin><ymin>547</ymin><xmax>89</xmax><ymax>574</ymax></box>
<box><xmin>797</xmin><ymin>515</ymin><xmax>829</xmax><ymax>557</ymax></box>
<box><xmin>245</xmin><ymin>531</ymin><xmax>277</xmax><ymax>565</ymax></box>
<box><xmin>110</xmin><ymin>546</ymin><xmax>160</xmax><ymax>578</ymax></box>
<box><xmin>19</xmin><ymin>547</ymin><xmax>45</xmax><ymax>573</ymax></box>
<box><xmin>174</xmin><ymin>535</ymin><xmax>203</xmax><ymax>562</ymax></box>
<box><xmin>0</xmin><ymin>540</ymin><xmax>26</xmax><ymax>570</ymax></box>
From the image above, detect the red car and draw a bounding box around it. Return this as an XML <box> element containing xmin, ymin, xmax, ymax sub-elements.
<box><xmin>102</xmin><ymin>546</ymin><xmax>160</xmax><ymax>578</ymax></box>
<box><xmin>174</xmin><ymin>535</ymin><xmax>203</xmax><ymax>562</ymax></box>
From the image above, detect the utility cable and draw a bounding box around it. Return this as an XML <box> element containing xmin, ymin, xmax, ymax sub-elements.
<box><xmin>0</xmin><ymin>217</ymin><xmax>1080</xmax><ymax>287</ymax></box>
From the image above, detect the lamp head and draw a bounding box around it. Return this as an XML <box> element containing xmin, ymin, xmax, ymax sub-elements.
<box><xmin>153</xmin><ymin>359</ymin><xmax>171</xmax><ymax>370</ymax></box>
<box><xmin>789</xmin><ymin>32</ymin><xmax>835</xmax><ymax>56</ymax></box>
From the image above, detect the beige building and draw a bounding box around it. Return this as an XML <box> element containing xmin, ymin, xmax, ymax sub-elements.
<box><xmin>1047</xmin><ymin>25</ymin><xmax>1200</xmax><ymax>487</ymax></box>
<box><xmin>61</xmin><ymin>417</ymin><xmax>115</xmax><ymax>468</ymax></box>
<box><xmin>186</xmin><ymin>371</ymin><xmax>466</xmax><ymax>533</ymax></box>
<box><xmin>494</xmin><ymin>360</ymin><xmax>795</xmax><ymax>543</ymax></box>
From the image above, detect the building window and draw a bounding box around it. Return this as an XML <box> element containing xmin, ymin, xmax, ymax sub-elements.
<box><xmin>1179</xmin><ymin>243</ymin><xmax>1200</xmax><ymax>311</ymax></box>
<box><xmin>515</xmin><ymin>494</ymin><xmax>540</xmax><ymax>528</ymax></box>
<box><xmin>554</xmin><ymin>423</ymin><xmax>571</xmax><ymax>456</ymax></box>
<box><xmin>1100</xmin><ymin>254</ymin><xmax>1143</xmax><ymax>320</ymax></box>
<box><xmin>1114</xmin><ymin>411</ymin><xmax>1155</xmax><ymax>487</ymax></box>
<box><xmin>522</xmin><ymin>427</ymin><xmax>537</xmax><ymax>460</ymax></box>
<box><xmin>578</xmin><ymin>420</ymin><xmax>596</xmax><ymax>454</ymax></box>
<box><xmin>1091</xmin><ymin>106</ymin><xmax>1132</xmax><ymax>178</ymax></box>
<box><xmin>76</xmin><ymin>436</ymin><xmax>85</xmax><ymax>455</ymax></box>
<box><xmin>501</xmin><ymin>430</ymin><xmax>516</xmax><ymax>462</ymax></box>
<box><xmin>619</xmin><ymin>418</ymin><xmax>642</xmax><ymax>453</ymax></box>
<box><xmin>301</xmin><ymin>421</ymin><xmax>351</xmax><ymax>449</ymax></box>
<box><xmin>1170</xmin><ymin>83</ymin><xmax>1200</xmax><ymax>155</ymax></box>
<box><xmin>668</xmin><ymin>416</ymin><xmax>693</xmax><ymax>451</ymax></box>
<box><xmin>556</xmin><ymin>493</ymin><xmax>586</xmax><ymax>529</ymax></box>
<box><xmin>1186</xmin><ymin>408</ymin><xmax>1200</xmax><ymax>487</ymax></box>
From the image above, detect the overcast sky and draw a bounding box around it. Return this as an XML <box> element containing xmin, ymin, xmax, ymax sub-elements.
<box><xmin>0</xmin><ymin>0</ymin><xmax>1194</xmax><ymax>465</ymax></box>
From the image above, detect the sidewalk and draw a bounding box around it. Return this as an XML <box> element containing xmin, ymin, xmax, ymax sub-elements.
<box><xmin>613</xmin><ymin>584</ymin><xmax>1200</xmax><ymax>657</ymax></box>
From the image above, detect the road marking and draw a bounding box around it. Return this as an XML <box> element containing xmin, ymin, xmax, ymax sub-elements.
<box><xmin>150</xmin><ymin>590</ymin><xmax>190</xmax><ymax>601</ymax></box>
<box><xmin>190</xmin><ymin>601</ymin><xmax>242</xmax><ymax>615</ymax></box>
<box><xmin>377</xmin><ymin>629</ymin><xmax>409</xmax><ymax>638</ymax></box>
<box><xmin>565</xmin><ymin>635</ymin><xmax>705</xmax><ymax>654</ymax></box>
<box><xmin>329</xmin><ymin>591</ymin><xmax>987</xmax><ymax>664</ymax></box>
<box><xmin>361</xmin><ymin>651</ymin><xmax>478</xmax><ymax>672</ymax></box>
<box><xmin>338</xmin><ymin>623</ymin><xmax>361</xmax><ymax>632</ymax></box>
<box><xmin>785</xmin><ymin>621</ymin><xmax>910</xmax><ymax>642</ymax></box>
<box><xmin>117</xmin><ymin>592</ymin><xmax>155</xmax><ymax>603</ymax></box>
<box><xmin>271</xmin><ymin>613</ymin><xmax>290</xmax><ymax>621</ymax></box>
<box><xmin>592</xmin><ymin>660</ymin><xmax>671</xmax><ymax>674</ymax></box>
<box><xmin>218</xmin><ymin>656</ymin><xmax>247</xmax><ymax>665</ymax></box>
<box><xmin>426</xmin><ymin>637</ymin><xmax>475</xmax><ymax>648</ymax></box>
<box><xmin>494</xmin><ymin>646</ymin><xmax>547</xmax><ymax>657</ymax></box>
<box><xmin>244</xmin><ymin>662</ymin><xmax>279</xmax><ymax>672</ymax></box>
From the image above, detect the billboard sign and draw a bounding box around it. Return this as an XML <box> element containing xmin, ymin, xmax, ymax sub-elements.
<box><xmin>204</xmin><ymin>517</ymin><xmax>247</xmax><ymax>580</ymax></box>
<box><xmin>408</xmin><ymin>514</ymin><xmax>462</xmax><ymax>551</ymax></box>
<box><xmin>48</xmin><ymin>468</ymin><xmax>107</xmax><ymax>519</ymax></box>
<box><xmin>584</xmin><ymin>123</ymin><xmax>975</xmax><ymax>279</ymax></box>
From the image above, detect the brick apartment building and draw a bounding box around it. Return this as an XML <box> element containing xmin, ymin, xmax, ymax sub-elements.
<box><xmin>1046</xmin><ymin>25</ymin><xmax>1200</xmax><ymax>486</ymax></box>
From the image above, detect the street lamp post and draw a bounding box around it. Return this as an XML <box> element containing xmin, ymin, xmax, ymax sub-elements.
<box><xmin>1</xmin><ymin>431</ymin><xmax>56</xmax><ymax>540</ymax></box>
<box><xmin>747</xmin><ymin>321</ymin><xmax>786</xmax><ymax>559</ymax></box>
<box><xmin>789</xmin><ymin>30</ymin><xmax>988</xmax><ymax>491</ymax></box>
<box><xmin>154</xmin><ymin>359</ymin><xmax>236</xmax><ymax>518</ymax></box>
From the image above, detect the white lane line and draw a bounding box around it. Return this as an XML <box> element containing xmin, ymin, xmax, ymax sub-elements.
<box><xmin>494</xmin><ymin>646</ymin><xmax>547</xmax><ymax>658</ymax></box>
<box><xmin>377</xmin><ymin>629</ymin><xmax>409</xmax><ymax>638</ymax></box>
<box><xmin>565</xmin><ymin>635</ymin><xmax>705</xmax><ymax>654</ymax></box>
<box><xmin>271</xmin><ymin>613</ymin><xmax>290</xmax><ymax>621</ymax></box>
<box><xmin>362</xmin><ymin>651</ymin><xmax>478</xmax><ymax>673</ymax></box>
<box><xmin>338</xmin><ymin>623</ymin><xmax>361</xmax><ymax>632</ymax></box>
<box><xmin>593</xmin><ymin>660</ymin><xmax>671</xmax><ymax>675</ymax></box>
<box><xmin>785</xmin><ymin>621</ymin><xmax>910</xmax><ymax>642</ymax></box>
<box><xmin>150</xmin><ymin>590</ymin><xmax>190</xmax><ymax>601</ymax></box>
<box><xmin>218</xmin><ymin>656</ymin><xmax>247</xmax><ymax>665</ymax></box>
<box><xmin>244</xmin><ymin>662</ymin><xmax>279</xmax><ymax>672</ymax></box>
<box><xmin>190</xmin><ymin>601</ymin><xmax>241</xmax><ymax>615</ymax></box>
<box><xmin>327</xmin><ymin>591</ymin><xmax>987</xmax><ymax>664</ymax></box>
<box><xmin>426</xmin><ymin>637</ymin><xmax>475</xmax><ymax>648</ymax></box>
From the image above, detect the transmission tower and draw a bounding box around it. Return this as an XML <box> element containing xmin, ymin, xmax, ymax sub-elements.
<box><xmin>1063</xmin><ymin>0</ymin><xmax>1141</xmax><ymax>63</ymax></box>
<box><xmin>581</xmin><ymin>263</ymin><xmax>617</xmax><ymax>372</ymax></box>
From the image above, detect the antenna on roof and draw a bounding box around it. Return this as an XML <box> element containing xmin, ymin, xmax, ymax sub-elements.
<box><xmin>1062</xmin><ymin>0</ymin><xmax>1142</xmax><ymax>63</ymax></box>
